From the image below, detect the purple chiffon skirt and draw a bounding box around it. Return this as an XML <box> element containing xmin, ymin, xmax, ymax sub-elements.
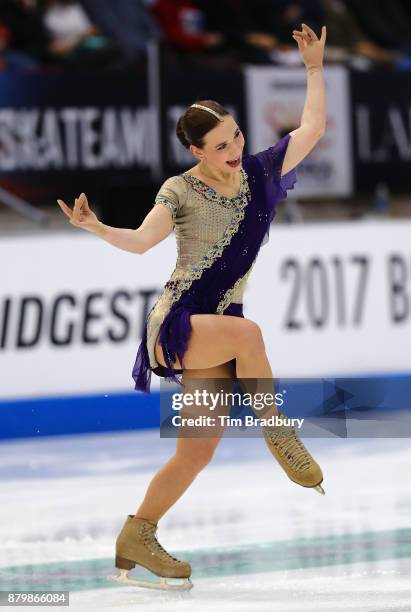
<box><xmin>151</xmin><ymin>301</ymin><xmax>244</xmax><ymax>379</ymax></box>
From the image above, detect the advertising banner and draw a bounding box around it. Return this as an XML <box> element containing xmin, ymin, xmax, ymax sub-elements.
<box><xmin>351</xmin><ymin>70</ymin><xmax>411</xmax><ymax>194</ymax></box>
<box><xmin>246</xmin><ymin>219</ymin><xmax>411</xmax><ymax>376</ymax></box>
<box><xmin>0</xmin><ymin>231</ymin><xmax>174</xmax><ymax>399</ymax></box>
<box><xmin>0</xmin><ymin>71</ymin><xmax>153</xmax><ymax>200</ymax></box>
<box><xmin>2</xmin><ymin>219</ymin><xmax>409</xmax><ymax>401</ymax></box>
<box><xmin>244</xmin><ymin>65</ymin><xmax>352</xmax><ymax>197</ymax></box>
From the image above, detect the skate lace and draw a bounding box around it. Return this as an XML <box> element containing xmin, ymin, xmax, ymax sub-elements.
<box><xmin>265</xmin><ymin>426</ymin><xmax>312</xmax><ymax>472</ymax></box>
<box><xmin>141</xmin><ymin>523</ymin><xmax>182</xmax><ymax>565</ymax></box>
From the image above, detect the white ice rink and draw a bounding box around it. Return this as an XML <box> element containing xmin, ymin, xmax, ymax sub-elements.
<box><xmin>1</xmin><ymin>429</ymin><xmax>411</xmax><ymax>612</ymax></box>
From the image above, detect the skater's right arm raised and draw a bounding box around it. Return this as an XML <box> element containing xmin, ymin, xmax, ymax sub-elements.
<box><xmin>57</xmin><ymin>193</ymin><xmax>174</xmax><ymax>254</ymax></box>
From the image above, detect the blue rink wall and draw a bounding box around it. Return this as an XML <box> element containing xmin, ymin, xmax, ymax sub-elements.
<box><xmin>0</xmin><ymin>390</ymin><xmax>160</xmax><ymax>440</ymax></box>
<box><xmin>0</xmin><ymin>374</ymin><xmax>410</xmax><ymax>440</ymax></box>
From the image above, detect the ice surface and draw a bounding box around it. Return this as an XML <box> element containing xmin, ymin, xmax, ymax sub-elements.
<box><xmin>1</xmin><ymin>431</ymin><xmax>411</xmax><ymax>611</ymax></box>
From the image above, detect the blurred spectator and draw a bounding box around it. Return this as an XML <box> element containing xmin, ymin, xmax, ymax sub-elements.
<box><xmin>246</xmin><ymin>0</ymin><xmax>325</xmax><ymax>65</ymax></box>
<box><xmin>248</xmin><ymin>0</ymin><xmax>324</xmax><ymax>44</ymax></box>
<box><xmin>165</xmin><ymin>0</ymin><xmax>281</xmax><ymax>64</ymax></box>
<box><xmin>80</xmin><ymin>0</ymin><xmax>159</xmax><ymax>68</ymax></box>
<box><xmin>150</xmin><ymin>0</ymin><xmax>224</xmax><ymax>54</ymax></box>
<box><xmin>321</xmin><ymin>0</ymin><xmax>406</xmax><ymax>68</ymax></box>
<box><xmin>194</xmin><ymin>0</ymin><xmax>266</xmax><ymax>62</ymax></box>
<box><xmin>0</xmin><ymin>0</ymin><xmax>125</xmax><ymax>71</ymax></box>
<box><xmin>41</xmin><ymin>0</ymin><xmax>122</xmax><ymax>69</ymax></box>
<box><xmin>345</xmin><ymin>0</ymin><xmax>411</xmax><ymax>51</ymax></box>
<box><xmin>0</xmin><ymin>0</ymin><xmax>51</xmax><ymax>69</ymax></box>
<box><xmin>1</xmin><ymin>0</ymin><xmax>409</xmax><ymax>72</ymax></box>
<box><xmin>43</xmin><ymin>0</ymin><xmax>98</xmax><ymax>57</ymax></box>
<box><xmin>192</xmin><ymin>0</ymin><xmax>323</xmax><ymax>65</ymax></box>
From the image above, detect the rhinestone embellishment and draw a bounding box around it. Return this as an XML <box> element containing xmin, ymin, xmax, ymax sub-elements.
<box><xmin>163</xmin><ymin>169</ymin><xmax>251</xmax><ymax>309</ymax></box>
<box><xmin>181</xmin><ymin>168</ymin><xmax>249</xmax><ymax>210</ymax></box>
<box><xmin>154</xmin><ymin>195</ymin><xmax>178</xmax><ymax>221</ymax></box>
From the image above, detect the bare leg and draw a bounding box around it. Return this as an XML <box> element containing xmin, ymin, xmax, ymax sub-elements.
<box><xmin>135</xmin><ymin>456</ymin><xmax>204</xmax><ymax>523</ymax></box>
<box><xmin>155</xmin><ymin>314</ymin><xmax>280</xmax><ymax>419</ymax></box>
<box><xmin>135</xmin><ymin>362</ymin><xmax>234</xmax><ymax>523</ymax></box>
<box><xmin>234</xmin><ymin>330</ymin><xmax>280</xmax><ymax>420</ymax></box>
<box><xmin>137</xmin><ymin>314</ymin><xmax>281</xmax><ymax>522</ymax></box>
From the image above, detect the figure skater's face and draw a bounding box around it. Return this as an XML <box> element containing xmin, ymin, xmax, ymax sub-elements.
<box><xmin>190</xmin><ymin>115</ymin><xmax>245</xmax><ymax>173</ymax></box>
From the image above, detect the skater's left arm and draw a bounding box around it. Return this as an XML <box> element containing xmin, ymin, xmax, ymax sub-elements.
<box><xmin>281</xmin><ymin>24</ymin><xmax>327</xmax><ymax>177</ymax></box>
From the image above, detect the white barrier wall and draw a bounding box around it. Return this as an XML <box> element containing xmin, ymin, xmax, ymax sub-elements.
<box><xmin>246</xmin><ymin>220</ymin><xmax>411</xmax><ymax>376</ymax></box>
<box><xmin>1</xmin><ymin>220</ymin><xmax>410</xmax><ymax>399</ymax></box>
<box><xmin>0</xmin><ymin>233</ymin><xmax>175</xmax><ymax>398</ymax></box>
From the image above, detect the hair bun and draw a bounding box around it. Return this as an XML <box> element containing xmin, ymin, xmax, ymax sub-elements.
<box><xmin>176</xmin><ymin>117</ymin><xmax>190</xmax><ymax>149</ymax></box>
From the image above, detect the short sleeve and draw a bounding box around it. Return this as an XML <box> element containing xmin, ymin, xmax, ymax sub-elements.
<box><xmin>251</xmin><ymin>133</ymin><xmax>298</xmax><ymax>248</ymax></box>
<box><xmin>153</xmin><ymin>176</ymin><xmax>186</xmax><ymax>223</ymax></box>
<box><xmin>253</xmin><ymin>132</ymin><xmax>297</xmax><ymax>200</ymax></box>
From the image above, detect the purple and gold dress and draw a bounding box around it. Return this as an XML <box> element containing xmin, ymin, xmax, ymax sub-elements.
<box><xmin>132</xmin><ymin>133</ymin><xmax>297</xmax><ymax>393</ymax></box>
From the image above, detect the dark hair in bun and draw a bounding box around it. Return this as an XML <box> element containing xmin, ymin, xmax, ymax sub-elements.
<box><xmin>176</xmin><ymin>100</ymin><xmax>229</xmax><ymax>150</ymax></box>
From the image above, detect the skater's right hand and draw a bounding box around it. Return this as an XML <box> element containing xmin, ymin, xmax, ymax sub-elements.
<box><xmin>57</xmin><ymin>193</ymin><xmax>103</xmax><ymax>235</ymax></box>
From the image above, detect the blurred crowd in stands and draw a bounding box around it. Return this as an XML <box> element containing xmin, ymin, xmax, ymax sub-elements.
<box><xmin>1</xmin><ymin>0</ymin><xmax>411</xmax><ymax>73</ymax></box>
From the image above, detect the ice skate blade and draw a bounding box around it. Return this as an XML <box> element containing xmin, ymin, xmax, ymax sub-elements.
<box><xmin>107</xmin><ymin>569</ymin><xmax>193</xmax><ymax>591</ymax></box>
<box><xmin>313</xmin><ymin>484</ymin><xmax>325</xmax><ymax>495</ymax></box>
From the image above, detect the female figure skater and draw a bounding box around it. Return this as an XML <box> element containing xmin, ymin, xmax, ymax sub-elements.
<box><xmin>58</xmin><ymin>23</ymin><xmax>327</xmax><ymax>591</ymax></box>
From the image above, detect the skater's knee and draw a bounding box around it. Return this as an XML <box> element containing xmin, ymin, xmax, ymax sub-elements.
<box><xmin>233</xmin><ymin>320</ymin><xmax>265</xmax><ymax>356</ymax></box>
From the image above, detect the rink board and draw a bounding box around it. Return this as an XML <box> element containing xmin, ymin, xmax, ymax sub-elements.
<box><xmin>2</xmin><ymin>221</ymin><xmax>411</xmax><ymax>438</ymax></box>
<box><xmin>1</xmin><ymin>374</ymin><xmax>411</xmax><ymax>439</ymax></box>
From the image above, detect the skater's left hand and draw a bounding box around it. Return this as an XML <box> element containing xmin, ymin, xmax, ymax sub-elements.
<box><xmin>292</xmin><ymin>23</ymin><xmax>326</xmax><ymax>71</ymax></box>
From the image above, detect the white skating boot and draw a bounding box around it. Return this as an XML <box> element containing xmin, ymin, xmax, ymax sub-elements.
<box><xmin>107</xmin><ymin>516</ymin><xmax>193</xmax><ymax>590</ymax></box>
<box><xmin>262</xmin><ymin>411</ymin><xmax>325</xmax><ymax>495</ymax></box>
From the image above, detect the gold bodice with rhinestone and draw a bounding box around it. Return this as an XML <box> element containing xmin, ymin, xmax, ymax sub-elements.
<box><xmin>145</xmin><ymin>168</ymin><xmax>254</xmax><ymax>369</ymax></box>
